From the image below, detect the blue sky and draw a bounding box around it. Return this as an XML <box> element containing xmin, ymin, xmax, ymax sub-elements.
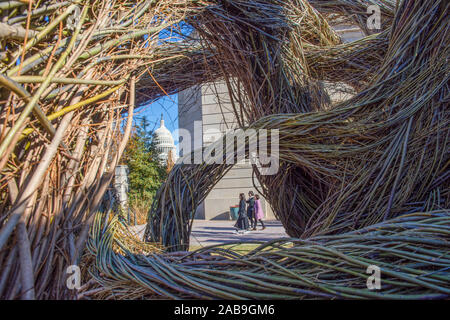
<box><xmin>134</xmin><ymin>93</ymin><xmax>179</xmax><ymax>145</ymax></box>
<box><xmin>131</xmin><ymin>21</ymin><xmax>193</xmax><ymax>152</ymax></box>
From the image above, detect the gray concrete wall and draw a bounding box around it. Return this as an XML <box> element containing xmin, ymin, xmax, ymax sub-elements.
<box><xmin>334</xmin><ymin>25</ymin><xmax>365</xmax><ymax>43</ymax></box>
<box><xmin>179</xmin><ymin>81</ymin><xmax>276</xmax><ymax>220</ymax></box>
<box><xmin>178</xmin><ymin>86</ymin><xmax>203</xmax><ymax>157</ymax></box>
<box><xmin>178</xmin><ymin>86</ymin><xmax>206</xmax><ymax>219</ymax></box>
<box><xmin>178</xmin><ymin>27</ymin><xmax>364</xmax><ymax>220</ymax></box>
<box><xmin>200</xmin><ymin>82</ymin><xmax>275</xmax><ymax>220</ymax></box>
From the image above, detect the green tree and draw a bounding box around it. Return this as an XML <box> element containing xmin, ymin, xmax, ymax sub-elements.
<box><xmin>123</xmin><ymin>117</ymin><xmax>167</xmax><ymax>223</ymax></box>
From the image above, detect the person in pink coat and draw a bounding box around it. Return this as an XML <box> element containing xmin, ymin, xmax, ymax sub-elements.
<box><xmin>253</xmin><ymin>194</ymin><xmax>266</xmax><ymax>230</ymax></box>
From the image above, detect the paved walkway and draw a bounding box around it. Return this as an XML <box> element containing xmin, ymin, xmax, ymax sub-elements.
<box><xmin>132</xmin><ymin>220</ymin><xmax>288</xmax><ymax>247</ymax></box>
<box><xmin>190</xmin><ymin>220</ymin><xmax>287</xmax><ymax>247</ymax></box>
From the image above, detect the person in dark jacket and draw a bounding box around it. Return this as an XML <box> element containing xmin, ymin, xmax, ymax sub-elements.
<box><xmin>234</xmin><ymin>193</ymin><xmax>249</xmax><ymax>234</ymax></box>
<box><xmin>246</xmin><ymin>191</ymin><xmax>255</xmax><ymax>229</ymax></box>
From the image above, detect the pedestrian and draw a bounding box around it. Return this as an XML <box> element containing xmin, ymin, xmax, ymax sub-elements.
<box><xmin>246</xmin><ymin>191</ymin><xmax>255</xmax><ymax>229</ymax></box>
<box><xmin>234</xmin><ymin>193</ymin><xmax>250</xmax><ymax>234</ymax></box>
<box><xmin>253</xmin><ymin>194</ymin><xmax>266</xmax><ymax>230</ymax></box>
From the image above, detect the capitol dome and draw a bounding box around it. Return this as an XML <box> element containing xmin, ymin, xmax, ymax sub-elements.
<box><xmin>154</xmin><ymin>114</ymin><xmax>177</xmax><ymax>163</ymax></box>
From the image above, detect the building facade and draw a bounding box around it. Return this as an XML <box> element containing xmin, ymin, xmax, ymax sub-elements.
<box><xmin>178</xmin><ymin>82</ymin><xmax>276</xmax><ymax>220</ymax></box>
<box><xmin>177</xmin><ymin>26</ymin><xmax>364</xmax><ymax>221</ymax></box>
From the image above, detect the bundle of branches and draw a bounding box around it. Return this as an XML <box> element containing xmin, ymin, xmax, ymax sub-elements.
<box><xmin>0</xmin><ymin>0</ymin><xmax>227</xmax><ymax>300</ymax></box>
<box><xmin>0</xmin><ymin>0</ymin><xmax>448</xmax><ymax>300</ymax></box>
<box><xmin>145</xmin><ymin>0</ymin><xmax>449</xmax><ymax>250</ymax></box>
<box><xmin>84</xmin><ymin>211</ymin><xmax>450</xmax><ymax>299</ymax></box>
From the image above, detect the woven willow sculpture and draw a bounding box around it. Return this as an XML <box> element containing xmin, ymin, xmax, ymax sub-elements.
<box><xmin>145</xmin><ymin>0</ymin><xmax>449</xmax><ymax>251</ymax></box>
<box><xmin>0</xmin><ymin>0</ymin><xmax>448</xmax><ymax>300</ymax></box>
<box><xmin>0</xmin><ymin>0</ymin><xmax>221</xmax><ymax>300</ymax></box>
<box><xmin>85</xmin><ymin>210</ymin><xmax>450</xmax><ymax>299</ymax></box>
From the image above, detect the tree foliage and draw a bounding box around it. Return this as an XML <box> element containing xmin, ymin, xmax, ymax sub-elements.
<box><xmin>123</xmin><ymin>117</ymin><xmax>167</xmax><ymax>208</ymax></box>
